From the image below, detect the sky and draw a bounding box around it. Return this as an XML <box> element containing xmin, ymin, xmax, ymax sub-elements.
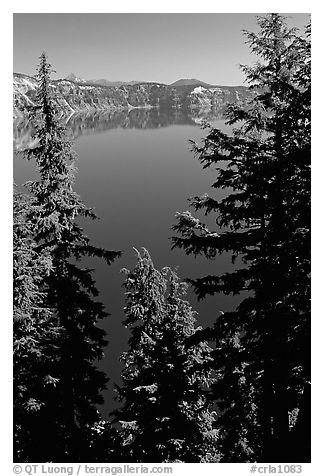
<box><xmin>13</xmin><ymin>13</ymin><xmax>310</xmax><ymax>86</ymax></box>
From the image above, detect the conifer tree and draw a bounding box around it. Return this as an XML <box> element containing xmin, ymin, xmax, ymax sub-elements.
<box><xmin>13</xmin><ymin>189</ymin><xmax>59</xmax><ymax>461</ymax></box>
<box><xmin>114</xmin><ymin>249</ymin><xmax>219</xmax><ymax>463</ymax></box>
<box><xmin>19</xmin><ymin>52</ymin><xmax>121</xmax><ymax>461</ymax></box>
<box><xmin>172</xmin><ymin>14</ymin><xmax>310</xmax><ymax>462</ymax></box>
<box><xmin>84</xmin><ymin>419</ymin><xmax>124</xmax><ymax>462</ymax></box>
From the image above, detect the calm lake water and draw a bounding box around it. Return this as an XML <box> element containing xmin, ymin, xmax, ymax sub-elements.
<box><xmin>13</xmin><ymin>109</ymin><xmax>243</xmax><ymax>417</ymax></box>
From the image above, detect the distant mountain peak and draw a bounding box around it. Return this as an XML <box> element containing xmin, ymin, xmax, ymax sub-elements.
<box><xmin>66</xmin><ymin>73</ymin><xmax>77</xmax><ymax>80</ymax></box>
<box><xmin>170</xmin><ymin>78</ymin><xmax>214</xmax><ymax>88</ymax></box>
<box><xmin>65</xmin><ymin>73</ymin><xmax>86</xmax><ymax>83</ymax></box>
<box><xmin>64</xmin><ymin>74</ymin><xmax>143</xmax><ymax>88</ymax></box>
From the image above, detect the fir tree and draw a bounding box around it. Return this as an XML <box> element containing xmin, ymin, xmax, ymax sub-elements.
<box><xmin>18</xmin><ymin>52</ymin><xmax>121</xmax><ymax>461</ymax></box>
<box><xmin>84</xmin><ymin>419</ymin><xmax>125</xmax><ymax>462</ymax></box>
<box><xmin>172</xmin><ymin>15</ymin><xmax>310</xmax><ymax>462</ymax></box>
<box><xmin>13</xmin><ymin>189</ymin><xmax>59</xmax><ymax>461</ymax></box>
<box><xmin>114</xmin><ymin>249</ymin><xmax>219</xmax><ymax>463</ymax></box>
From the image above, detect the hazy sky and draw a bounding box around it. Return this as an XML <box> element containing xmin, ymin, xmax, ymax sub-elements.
<box><xmin>13</xmin><ymin>13</ymin><xmax>310</xmax><ymax>85</ymax></box>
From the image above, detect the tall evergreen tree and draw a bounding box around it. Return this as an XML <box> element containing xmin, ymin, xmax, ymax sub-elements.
<box><xmin>13</xmin><ymin>189</ymin><xmax>60</xmax><ymax>461</ymax></box>
<box><xmin>114</xmin><ymin>249</ymin><xmax>219</xmax><ymax>463</ymax></box>
<box><xmin>17</xmin><ymin>52</ymin><xmax>121</xmax><ymax>461</ymax></box>
<box><xmin>172</xmin><ymin>14</ymin><xmax>310</xmax><ymax>462</ymax></box>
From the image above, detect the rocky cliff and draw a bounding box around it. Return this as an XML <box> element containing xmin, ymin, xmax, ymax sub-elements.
<box><xmin>13</xmin><ymin>73</ymin><xmax>250</xmax><ymax>119</ymax></box>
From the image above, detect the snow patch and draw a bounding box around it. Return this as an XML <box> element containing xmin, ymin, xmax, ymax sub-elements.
<box><xmin>191</xmin><ymin>86</ymin><xmax>208</xmax><ymax>95</ymax></box>
<box><xmin>209</xmin><ymin>87</ymin><xmax>223</xmax><ymax>94</ymax></box>
<box><xmin>79</xmin><ymin>85</ymin><xmax>95</xmax><ymax>91</ymax></box>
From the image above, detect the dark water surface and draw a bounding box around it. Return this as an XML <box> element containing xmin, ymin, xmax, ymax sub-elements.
<box><xmin>13</xmin><ymin>110</ymin><xmax>242</xmax><ymax>417</ymax></box>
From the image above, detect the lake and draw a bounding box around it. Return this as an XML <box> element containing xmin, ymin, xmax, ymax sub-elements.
<box><xmin>13</xmin><ymin>108</ymin><xmax>242</xmax><ymax>417</ymax></box>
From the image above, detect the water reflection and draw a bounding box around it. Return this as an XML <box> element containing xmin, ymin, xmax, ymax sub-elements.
<box><xmin>13</xmin><ymin>107</ymin><xmax>225</xmax><ymax>150</ymax></box>
<box><xmin>13</xmin><ymin>108</ymin><xmax>237</xmax><ymax>417</ymax></box>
